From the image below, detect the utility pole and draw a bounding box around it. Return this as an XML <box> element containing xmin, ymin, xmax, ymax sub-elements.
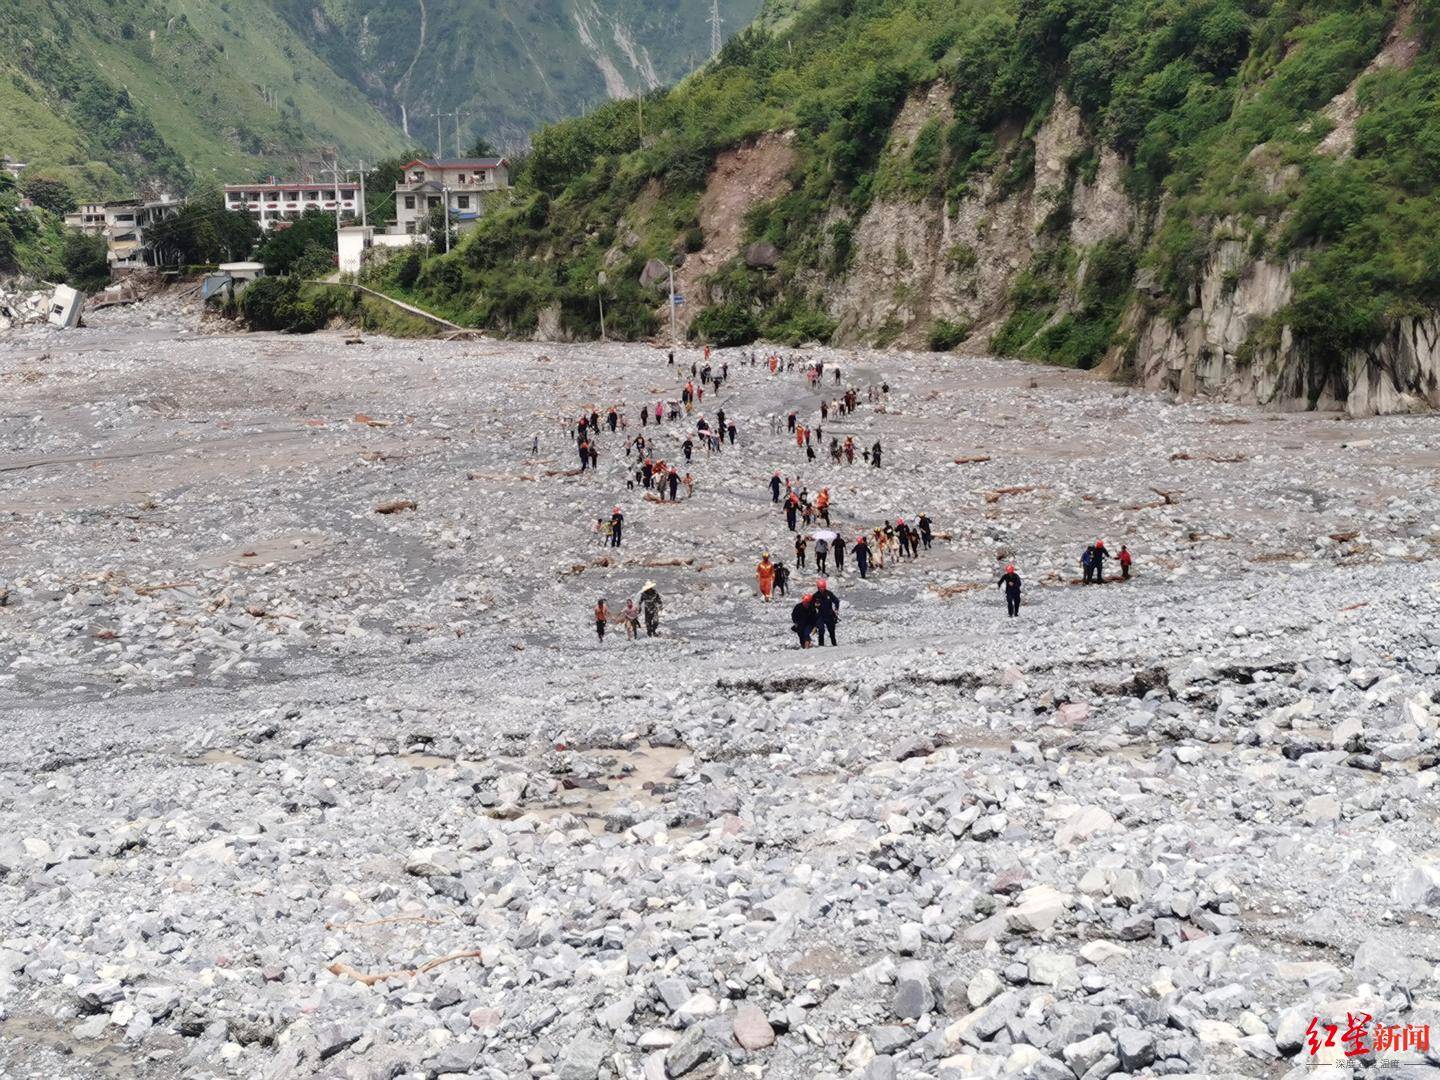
<box><xmin>442</xmin><ymin>183</ymin><xmax>451</xmax><ymax>253</ymax></box>
<box><xmin>638</xmin><ymin>92</ymin><xmax>644</xmax><ymax>143</ymax></box>
<box><xmin>436</xmin><ymin>115</ymin><xmax>443</xmax><ymax>160</ymax></box>
<box><xmin>709</xmin><ymin>0</ymin><xmax>722</xmax><ymax>58</ymax></box>
<box><xmin>357</xmin><ymin>160</ymin><xmax>367</xmax><ymax>228</ymax></box>
<box><xmin>323</xmin><ymin>159</ymin><xmax>342</xmax><ymax>253</ymax></box>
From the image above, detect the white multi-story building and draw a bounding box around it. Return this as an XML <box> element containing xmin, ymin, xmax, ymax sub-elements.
<box><xmin>106</xmin><ymin>197</ymin><xmax>184</xmax><ymax>270</ymax></box>
<box><xmin>223</xmin><ymin>179</ymin><xmax>361</xmax><ymax>232</ymax></box>
<box><xmin>393</xmin><ymin>157</ymin><xmax>510</xmax><ymax>236</ymax></box>
<box><xmin>62</xmin><ymin>196</ymin><xmax>184</xmax><ymax>270</ymax></box>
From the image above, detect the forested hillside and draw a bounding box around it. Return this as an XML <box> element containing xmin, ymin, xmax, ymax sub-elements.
<box><xmin>0</xmin><ymin>0</ymin><xmax>762</xmax><ymax>197</ymax></box>
<box><xmin>0</xmin><ymin>0</ymin><xmax>408</xmax><ymax>196</ymax></box>
<box><xmin>378</xmin><ymin>0</ymin><xmax>1440</xmax><ymax>414</ymax></box>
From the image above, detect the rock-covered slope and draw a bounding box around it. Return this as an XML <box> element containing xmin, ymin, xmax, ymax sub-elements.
<box><xmin>386</xmin><ymin>0</ymin><xmax>1440</xmax><ymax>415</ymax></box>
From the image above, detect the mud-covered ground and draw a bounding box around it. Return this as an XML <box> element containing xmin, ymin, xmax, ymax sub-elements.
<box><xmin>1</xmin><ymin>308</ymin><xmax>1439</xmax><ymax>1080</ymax></box>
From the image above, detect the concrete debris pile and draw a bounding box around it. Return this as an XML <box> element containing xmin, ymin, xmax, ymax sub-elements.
<box><xmin>1</xmin><ymin>307</ymin><xmax>1440</xmax><ymax>1079</ymax></box>
<box><xmin>0</xmin><ymin>282</ymin><xmax>58</xmax><ymax>331</ymax></box>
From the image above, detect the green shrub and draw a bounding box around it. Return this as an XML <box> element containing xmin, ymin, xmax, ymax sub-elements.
<box><xmin>692</xmin><ymin>302</ymin><xmax>760</xmax><ymax>346</ymax></box>
<box><xmin>928</xmin><ymin>318</ymin><xmax>971</xmax><ymax>351</ymax></box>
<box><xmin>763</xmin><ymin>304</ymin><xmax>837</xmax><ymax>345</ymax></box>
<box><xmin>62</xmin><ymin>232</ymin><xmax>109</xmax><ymax>290</ymax></box>
<box><xmin>239</xmin><ymin>277</ymin><xmax>342</xmax><ymax>333</ymax></box>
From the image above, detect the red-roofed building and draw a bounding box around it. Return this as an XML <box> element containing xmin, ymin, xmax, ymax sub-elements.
<box><xmin>393</xmin><ymin>157</ymin><xmax>511</xmax><ymax>236</ymax></box>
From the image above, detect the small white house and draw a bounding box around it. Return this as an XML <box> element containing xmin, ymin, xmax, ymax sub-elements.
<box><xmin>337</xmin><ymin>225</ymin><xmax>373</xmax><ymax>275</ymax></box>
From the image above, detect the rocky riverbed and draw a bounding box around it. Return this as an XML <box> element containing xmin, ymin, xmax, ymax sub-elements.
<box><xmin>1</xmin><ymin>309</ymin><xmax>1439</xmax><ymax>1080</ymax></box>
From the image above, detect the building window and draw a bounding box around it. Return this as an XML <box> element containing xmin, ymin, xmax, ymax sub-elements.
<box><xmin>457</xmin><ymin>195</ymin><xmax>469</xmax><ymax>209</ymax></box>
<box><xmin>427</xmin><ymin>197</ymin><xmax>439</xmax><ymax>209</ymax></box>
<box><xmin>404</xmin><ymin>195</ymin><xmax>415</xmax><ymax>210</ymax></box>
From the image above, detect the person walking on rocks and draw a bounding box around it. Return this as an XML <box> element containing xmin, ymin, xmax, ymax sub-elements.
<box><xmin>1119</xmin><ymin>544</ymin><xmax>1133</xmax><ymax>580</ymax></box>
<box><xmin>668</xmin><ymin>468</ymin><xmax>680</xmax><ymax>502</ymax></box>
<box><xmin>999</xmin><ymin>565</ymin><xmax>1022</xmax><ymax>617</ymax></box>
<box><xmin>795</xmin><ymin>533</ymin><xmax>807</xmax><ymax>569</ymax></box>
<box><xmin>792</xmin><ymin>594</ymin><xmax>816</xmax><ymax>648</ymax></box>
<box><xmin>815</xmin><ymin>536</ymin><xmax>829</xmax><ymax>574</ymax></box>
<box><xmin>639</xmin><ymin>582</ymin><xmax>663</xmax><ymax>637</ymax></box>
<box><xmin>770</xmin><ymin>471</ymin><xmax>783</xmax><ymax>503</ymax></box>
<box><xmin>813</xmin><ymin>578</ymin><xmax>840</xmax><ymax>647</ymax></box>
<box><xmin>774</xmin><ymin>561</ymin><xmax>790</xmax><ymax>598</ymax></box>
<box><xmin>1092</xmin><ymin>540</ymin><xmax>1109</xmax><ymax>584</ymax></box>
<box><xmin>833</xmin><ymin>534</ymin><xmax>846</xmax><ymax>574</ymax></box>
<box><xmin>757</xmin><ymin>554</ymin><xmax>776</xmax><ymax>603</ymax></box>
<box><xmin>610</xmin><ymin>507</ymin><xmax>624</xmax><ymax>547</ymax></box>
<box><xmin>622</xmin><ymin>598</ymin><xmax>639</xmax><ymax>639</ymax></box>
<box><xmin>785</xmin><ymin>492</ymin><xmax>799</xmax><ymax>532</ymax></box>
<box><xmin>595</xmin><ymin>598</ymin><xmax>610</xmax><ymax>642</ymax></box>
<box><xmin>1082</xmin><ymin>545</ymin><xmax>1095</xmax><ymax>585</ymax></box>
<box><xmin>918</xmin><ymin>514</ymin><xmax>932</xmax><ymax>551</ymax></box>
<box><xmin>871</xmin><ymin>440</ymin><xmax>882</xmax><ymax>468</ymax></box>
<box><xmin>897</xmin><ymin>518</ymin><xmax>912</xmax><ymax>559</ymax></box>
<box><xmin>854</xmin><ymin>534</ymin><xmax>871</xmax><ymax>579</ymax></box>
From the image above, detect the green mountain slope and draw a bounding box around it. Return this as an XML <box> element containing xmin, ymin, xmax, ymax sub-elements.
<box><xmin>270</xmin><ymin>0</ymin><xmax>765</xmax><ymax>151</ymax></box>
<box><xmin>374</xmin><ymin>0</ymin><xmax>1440</xmax><ymax>413</ymax></box>
<box><xmin>0</xmin><ymin>0</ymin><xmax>409</xmax><ymax>196</ymax></box>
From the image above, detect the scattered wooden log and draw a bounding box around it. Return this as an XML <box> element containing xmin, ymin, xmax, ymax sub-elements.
<box><xmin>326</xmin><ymin>949</ymin><xmax>485</xmax><ymax>987</ymax></box>
<box><xmin>984</xmin><ymin>485</ymin><xmax>1038</xmax><ymax>503</ymax></box>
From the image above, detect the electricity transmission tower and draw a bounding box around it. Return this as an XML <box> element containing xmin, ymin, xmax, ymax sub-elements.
<box><xmin>709</xmin><ymin>0</ymin><xmax>722</xmax><ymax>58</ymax></box>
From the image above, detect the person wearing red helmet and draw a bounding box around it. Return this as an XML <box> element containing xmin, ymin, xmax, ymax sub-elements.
<box><xmin>813</xmin><ymin>578</ymin><xmax>841</xmax><ymax>646</ymax></box>
<box><xmin>791</xmin><ymin>593</ymin><xmax>816</xmax><ymax>648</ymax></box>
<box><xmin>1092</xmin><ymin>539</ymin><xmax>1109</xmax><ymax>584</ymax></box>
<box><xmin>999</xmin><ymin>564</ymin><xmax>1022</xmax><ymax>617</ymax></box>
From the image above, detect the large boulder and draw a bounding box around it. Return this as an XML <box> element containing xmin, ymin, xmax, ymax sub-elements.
<box><xmin>640</xmin><ymin>259</ymin><xmax>671</xmax><ymax>289</ymax></box>
<box><xmin>744</xmin><ymin>242</ymin><xmax>780</xmax><ymax>269</ymax></box>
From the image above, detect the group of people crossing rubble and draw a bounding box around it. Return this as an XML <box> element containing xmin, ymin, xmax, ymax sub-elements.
<box><xmin>574</xmin><ymin>343</ymin><xmax>1136</xmax><ymax>645</ymax></box>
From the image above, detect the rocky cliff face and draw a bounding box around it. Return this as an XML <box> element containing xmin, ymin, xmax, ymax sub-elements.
<box><xmin>784</xmin><ymin>69</ymin><xmax>1438</xmax><ymax>416</ymax></box>
<box><xmin>817</xmin><ymin>89</ymin><xmax>1130</xmax><ymax>349</ymax></box>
